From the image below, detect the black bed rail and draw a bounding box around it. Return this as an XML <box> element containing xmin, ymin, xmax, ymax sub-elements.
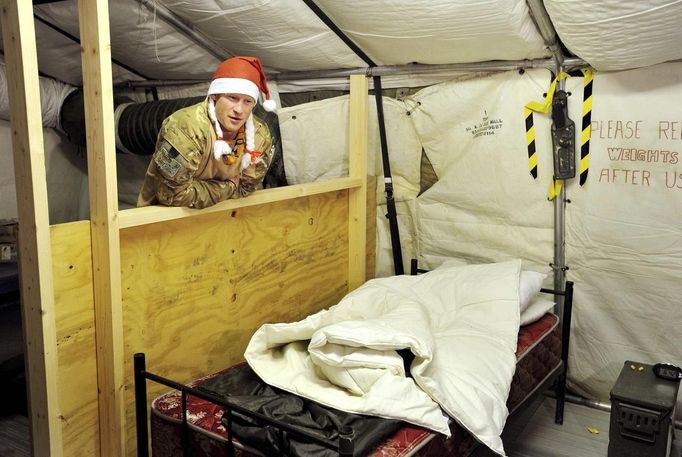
<box><xmin>134</xmin><ymin>353</ymin><xmax>355</xmax><ymax>457</ymax></box>
<box><xmin>409</xmin><ymin>258</ymin><xmax>574</xmax><ymax>426</ymax></box>
<box><xmin>547</xmin><ymin>280</ymin><xmax>573</xmax><ymax>426</ymax></box>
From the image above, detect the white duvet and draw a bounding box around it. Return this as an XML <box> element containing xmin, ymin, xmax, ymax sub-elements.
<box><xmin>244</xmin><ymin>260</ymin><xmax>522</xmax><ymax>456</ymax></box>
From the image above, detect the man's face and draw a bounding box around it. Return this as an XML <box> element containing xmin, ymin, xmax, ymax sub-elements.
<box><xmin>212</xmin><ymin>93</ymin><xmax>256</xmax><ymax>139</ymax></box>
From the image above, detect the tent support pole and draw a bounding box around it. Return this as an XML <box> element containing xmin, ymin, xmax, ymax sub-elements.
<box><xmin>552</xmin><ymin>68</ymin><xmax>569</xmax><ymax>325</ymax></box>
<box><xmin>525</xmin><ymin>0</ymin><xmax>562</xmax><ymax>56</ymax></box>
<box><xmin>119</xmin><ymin>58</ymin><xmax>589</xmax><ymax>89</ymax></box>
<box><xmin>527</xmin><ymin>0</ymin><xmax>571</xmax><ymax>318</ymax></box>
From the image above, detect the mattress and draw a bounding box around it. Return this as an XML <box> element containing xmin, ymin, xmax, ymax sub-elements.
<box><xmin>150</xmin><ymin>312</ymin><xmax>560</xmax><ymax>457</ymax></box>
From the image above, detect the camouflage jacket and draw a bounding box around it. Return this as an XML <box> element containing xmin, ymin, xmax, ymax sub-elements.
<box><xmin>137</xmin><ymin>99</ymin><xmax>273</xmax><ymax>208</ymax></box>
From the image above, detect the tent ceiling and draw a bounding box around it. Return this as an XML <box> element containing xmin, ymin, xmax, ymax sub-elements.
<box><xmin>0</xmin><ymin>0</ymin><xmax>680</xmax><ymax>87</ymax></box>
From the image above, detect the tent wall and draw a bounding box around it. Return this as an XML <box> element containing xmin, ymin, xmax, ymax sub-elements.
<box><xmin>0</xmin><ymin>121</ymin><xmax>89</xmax><ymax>223</ymax></box>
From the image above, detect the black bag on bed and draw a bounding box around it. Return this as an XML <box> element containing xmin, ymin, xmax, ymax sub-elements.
<box><xmin>198</xmin><ymin>364</ymin><xmax>402</xmax><ymax>457</ymax></box>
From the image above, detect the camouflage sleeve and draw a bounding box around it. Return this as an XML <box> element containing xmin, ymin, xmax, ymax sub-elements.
<box><xmin>236</xmin><ymin>120</ymin><xmax>273</xmax><ymax>198</ymax></box>
<box><xmin>150</xmin><ymin>128</ymin><xmax>237</xmax><ymax>209</ymax></box>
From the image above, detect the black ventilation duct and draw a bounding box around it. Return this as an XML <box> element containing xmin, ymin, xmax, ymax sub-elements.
<box><xmin>115</xmin><ymin>96</ymin><xmax>204</xmax><ymax>155</ymax></box>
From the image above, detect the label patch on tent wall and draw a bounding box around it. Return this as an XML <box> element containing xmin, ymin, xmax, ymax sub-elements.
<box><xmin>465</xmin><ymin>112</ymin><xmax>504</xmax><ymax>139</ymax></box>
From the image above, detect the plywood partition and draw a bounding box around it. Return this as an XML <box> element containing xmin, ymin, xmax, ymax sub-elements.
<box><xmin>0</xmin><ymin>2</ymin><xmax>62</xmax><ymax>455</ymax></box>
<box><xmin>120</xmin><ymin>191</ymin><xmax>351</xmax><ymax>454</ymax></box>
<box><xmin>51</xmin><ymin>222</ymin><xmax>98</xmax><ymax>457</ymax></box>
<box><xmin>47</xmin><ymin>73</ymin><xmax>371</xmax><ymax>456</ymax></box>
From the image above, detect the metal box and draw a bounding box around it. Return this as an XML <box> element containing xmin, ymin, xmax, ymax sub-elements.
<box><xmin>608</xmin><ymin>360</ymin><xmax>679</xmax><ymax>457</ymax></box>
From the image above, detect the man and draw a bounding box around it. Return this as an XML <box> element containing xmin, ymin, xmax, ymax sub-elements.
<box><xmin>137</xmin><ymin>56</ymin><xmax>276</xmax><ymax>208</ymax></box>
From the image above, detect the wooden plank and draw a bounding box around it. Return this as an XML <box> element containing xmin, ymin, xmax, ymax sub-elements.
<box><xmin>365</xmin><ymin>175</ymin><xmax>377</xmax><ymax>280</ymax></box>
<box><xmin>0</xmin><ymin>2</ymin><xmax>62</xmax><ymax>455</ymax></box>
<box><xmin>118</xmin><ymin>177</ymin><xmax>363</xmax><ymax>229</ymax></box>
<box><xmin>77</xmin><ymin>1</ymin><xmax>125</xmax><ymax>455</ymax></box>
<box><xmin>51</xmin><ymin>222</ymin><xmax>98</xmax><ymax>456</ymax></box>
<box><xmin>120</xmin><ymin>192</ymin><xmax>350</xmax><ymax>455</ymax></box>
<box><xmin>347</xmin><ymin>75</ymin><xmax>369</xmax><ymax>290</ymax></box>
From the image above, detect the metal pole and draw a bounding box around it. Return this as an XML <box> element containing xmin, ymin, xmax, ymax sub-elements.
<box><xmin>117</xmin><ymin>58</ymin><xmax>589</xmax><ymax>88</ymax></box>
<box><xmin>525</xmin><ymin>0</ymin><xmax>562</xmax><ymax>56</ymax></box>
<box><xmin>133</xmin><ymin>353</ymin><xmax>149</xmax><ymax>457</ymax></box>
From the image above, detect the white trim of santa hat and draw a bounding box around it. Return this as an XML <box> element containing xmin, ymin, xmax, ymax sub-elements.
<box><xmin>207</xmin><ymin>56</ymin><xmax>276</xmax><ymax>162</ymax></box>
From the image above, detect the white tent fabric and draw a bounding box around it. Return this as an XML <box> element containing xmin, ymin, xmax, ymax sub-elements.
<box><xmin>27</xmin><ymin>0</ymin><xmax>553</xmax><ymax>88</ymax></box>
<box><xmin>0</xmin><ymin>120</ymin><xmax>88</xmax><ymax>224</ymax></box>
<box><xmin>545</xmin><ymin>0</ymin><xmax>682</xmax><ymax>71</ymax></box>
<box><xmin>565</xmin><ymin>62</ymin><xmax>682</xmax><ymax>414</ymax></box>
<box><xmin>0</xmin><ymin>61</ymin><xmax>75</xmax><ymax>130</ymax></box>
<box><xmin>282</xmin><ymin>68</ymin><xmax>560</xmax><ymax>274</ymax></box>
<box><xmin>411</xmin><ymin>68</ymin><xmax>556</xmax><ymax>271</ymax></box>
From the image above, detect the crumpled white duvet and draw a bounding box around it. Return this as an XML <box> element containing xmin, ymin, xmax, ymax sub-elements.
<box><xmin>244</xmin><ymin>260</ymin><xmax>522</xmax><ymax>456</ymax></box>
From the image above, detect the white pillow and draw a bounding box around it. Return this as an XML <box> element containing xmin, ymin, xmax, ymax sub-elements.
<box><xmin>520</xmin><ymin>298</ymin><xmax>555</xmax><ymax>326</ymax></box>
<box><xmin>519</xmin><ymin>270</ymin><xmax>547</xmax><ymax>312</ymax></box>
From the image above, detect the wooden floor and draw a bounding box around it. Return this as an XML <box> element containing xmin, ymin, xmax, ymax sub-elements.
<box><xmin>473</xmin><ymin>396</ymin><xmax>681</xmax><ymax>457</ymax></box>
<box><xmin>0</xmin><ymin>414</ymin><xmax>29</xmax><ymax>457</ymax></box>
<box><xmin>0</xmin><ymin>364</ymin><xmax>29</xmax><ymax>457</ymax></box>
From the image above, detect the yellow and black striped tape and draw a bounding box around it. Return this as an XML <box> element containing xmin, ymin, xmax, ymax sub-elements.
<box><xmin>524</xmin><ymin>72</ymin><xmax>568</xmax><ymax>197</ymax></box>
<box><xmin>524</xmin><ymin>70</ymin><xmax>594</xmax><ymax>199</ymax></box>
<box><xmin>579</xmin><ymin>68</ymin><xmax>593</xmax><ymax>186</ymax></box>
<box><xmin>524</xmin><ymin>106</ymin><xmax>537</xmax><ymax>179</ymax></box>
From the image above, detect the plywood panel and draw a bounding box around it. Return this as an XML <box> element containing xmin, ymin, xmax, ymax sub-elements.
<box><xmin>119</xmin><ymin>191</ymin><xmax>350</xmax><ymax>454</ymax></box>
<box><xmin>51</xmin><ymin>221</ymin><xmax>98</xmax><ymax>456</ymax></box>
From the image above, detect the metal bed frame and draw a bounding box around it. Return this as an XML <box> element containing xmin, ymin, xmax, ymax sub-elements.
<box><xmin>134</xmin><ymin>261</ymin><xmax>574</xmax><ymax>456</ymax></box>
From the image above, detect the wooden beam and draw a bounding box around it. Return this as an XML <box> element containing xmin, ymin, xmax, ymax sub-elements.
<box><xmin>347</xmin><ymin>75</ymin><xmax>369</xmax><ymax>290</ymax></box>
<box><xmin>77</xmin><ymin>1</ymin><xmax>125</xmax><ymax>456</ymax></box>
<box><xmin>119</xmin><ymin>177</ymin><xmax>363</xmax><ymax>229</ymax></box>
<box><xmin>0</xmin><ymin>1</ymin><xmax>62</xmax><ymax>455</ymax></box>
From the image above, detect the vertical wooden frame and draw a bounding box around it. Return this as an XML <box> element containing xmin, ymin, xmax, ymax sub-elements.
<box><xmin>347</xmin><ymin>75</ymin><xmax>369</xmax><ymax>290</ymax></box>
<box><xmin>0</xmin><ymin>1</ymin><xmax>62</xmax><ymax>455</ymax></box>
<box><xmin>77</xmin><ymin>0</ymin><xmax>125</xmax><ymax>455</ymax></box>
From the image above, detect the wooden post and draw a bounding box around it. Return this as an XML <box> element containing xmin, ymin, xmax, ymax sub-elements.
<box><xmin>77</xmin><ymin>1</ymin><xmax>125</xmax><ymax>455</ymax></box>
<box><xmin>347</xmin><ymin>75</ymin><xmax>369</xmax><ymax>290</ymax></box>
<box><xmin>0</xmin><ymin>1</ymin><xmax>62</xmax><ymax>455</ymax></box>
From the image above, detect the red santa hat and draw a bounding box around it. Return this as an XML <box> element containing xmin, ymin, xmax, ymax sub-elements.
<box><xmin>207</xmin><ymin>56</ymin><xmax>276</xmax><ymax>163</ymax></box>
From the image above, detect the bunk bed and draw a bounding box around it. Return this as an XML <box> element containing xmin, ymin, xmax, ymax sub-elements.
<box><xmin>134</xmin><ymin>260</ymin><xmax>574</xmax><ymax>457</ymax></box>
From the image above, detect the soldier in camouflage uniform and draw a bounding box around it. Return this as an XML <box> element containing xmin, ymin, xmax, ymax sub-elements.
<box><xmin>137</xmin><ymin>56</ymin><xmax>277</xmax><ymax>208</ymax></box>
